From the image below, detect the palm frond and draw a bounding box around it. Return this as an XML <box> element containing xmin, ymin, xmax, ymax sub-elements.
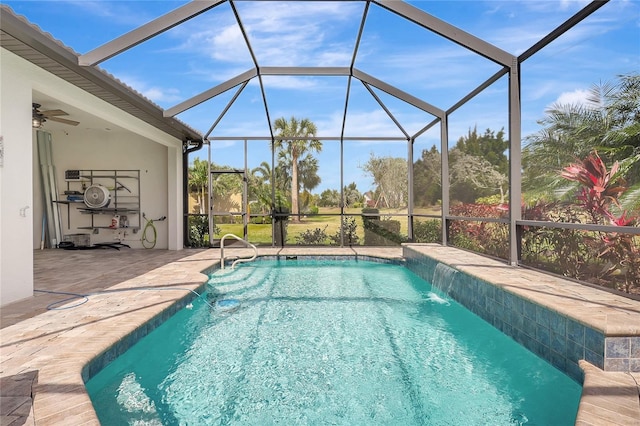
<box><xmin>619</xmin><ymin>183</ymin><xmax>640</xmax><ymax>213</ymax></box>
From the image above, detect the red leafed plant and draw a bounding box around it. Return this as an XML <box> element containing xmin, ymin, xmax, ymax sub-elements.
<box><xmin>561</xmin><ymin>151</ymin><xmax>639</xmax><ymax>293</ymax></box>
<box><xmin>560</xmin><ymin>152</ymin><xmax>628</xmax><ymax>225</ymax></box>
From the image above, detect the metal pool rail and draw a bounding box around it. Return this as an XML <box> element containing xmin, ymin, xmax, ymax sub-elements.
<box><xmin>220</xmin><ymin>233</ymin><xmax>257</xmax><ymax>269</ymax></box>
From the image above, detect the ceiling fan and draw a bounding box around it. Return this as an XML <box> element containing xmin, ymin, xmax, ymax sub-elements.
<box><xmin>32</xmin><ymin>103</ymin><xmax>80</xmax><ymax>127</ymax></box>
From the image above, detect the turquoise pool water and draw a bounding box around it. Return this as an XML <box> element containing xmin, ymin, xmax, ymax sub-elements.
<box><xmin>86</xmin><ymin>259</ymin><xmax>581</xmax><ymax>425</ymax></box>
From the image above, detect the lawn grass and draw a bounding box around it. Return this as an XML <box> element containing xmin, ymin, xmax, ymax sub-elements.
<box><xmin>213</xmin><ymin>206</ymin><xmax>441</xmax><ymax>245</ymax></box>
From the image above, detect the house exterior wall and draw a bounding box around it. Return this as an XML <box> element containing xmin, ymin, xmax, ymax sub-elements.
<box><xmin>0</xmin><ymin>50</ymin><xmax>34</xmax><ymax>306</ymax></box>
<box><xmin>1</xmin><ymin>48</ymin><xmax>185</xmax><ymax>306</ymax></box>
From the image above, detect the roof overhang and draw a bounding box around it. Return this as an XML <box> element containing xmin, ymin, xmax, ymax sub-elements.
<box><xmin>0</xmin><ymin>5</ymin><xmax>202</xmax><ymax>142</ymax></box>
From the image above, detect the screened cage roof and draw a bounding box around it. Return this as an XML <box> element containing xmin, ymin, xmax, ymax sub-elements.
<box><xmin>1</xmin><ymin>1</ymin><xmax>637</xmax><ymax>143</ymax></box>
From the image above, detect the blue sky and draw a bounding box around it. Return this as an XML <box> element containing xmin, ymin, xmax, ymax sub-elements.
<box><xmin>4</xmin><ymin>0</ymin><xmax>639</xmax><ymax>193</ymax></box>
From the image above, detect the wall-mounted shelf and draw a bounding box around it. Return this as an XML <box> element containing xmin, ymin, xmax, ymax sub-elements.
<box><xmin>57</xmin><ymin>169</ymin><xmax>141</xmax><ymax>233</ymax></box>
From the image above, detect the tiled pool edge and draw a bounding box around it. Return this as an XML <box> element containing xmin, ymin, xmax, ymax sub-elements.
<box><xmin>403</xmin><ymin>245</ymin><xmax>640</xmax><ymax>424</ymax></box>
<box><xmin>403</xmin><ymin>245</ymin><xmax>640</xmax><ymax>378</ymax></box>
<box><xmin>80</xmin><ymin>283</ymin><xmax>206</xmax><ymax>383</ymax></box>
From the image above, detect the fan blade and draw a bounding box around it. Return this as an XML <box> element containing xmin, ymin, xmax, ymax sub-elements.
<box><xmin>48</xmin><ymin>116</ymin><xmax>80</xmax><ymax>126</ymax></box>
<box><xmin>41</xmin><ymin>109</ymin><xmax>68</xmax><ymax>117</ymax></box>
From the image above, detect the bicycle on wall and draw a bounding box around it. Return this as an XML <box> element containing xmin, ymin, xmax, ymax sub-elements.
<box><xmin>141</xmin><ymin>213</ymin><xmax>166</xmax><ymax>249</ymax></box>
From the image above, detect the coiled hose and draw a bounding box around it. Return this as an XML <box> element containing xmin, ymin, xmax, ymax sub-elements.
<box><xmin>141</xmin><ymin>214</ymin><xmax>166</xmax><ymax>249</ymax></box>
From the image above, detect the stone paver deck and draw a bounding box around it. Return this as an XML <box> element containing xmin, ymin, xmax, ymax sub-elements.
<box><xmin>1</xmin><ymin>245</ymin><xmax>638</xmax><ymax>425</ymax></box>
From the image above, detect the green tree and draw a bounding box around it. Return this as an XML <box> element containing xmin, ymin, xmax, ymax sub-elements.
<box><xmin>249</xmin><ymin>161</ymin><xmax>273</xmax><ymax>219</ymax></box>
<box><xmin>455</xmin><ymin>126</ymin><xmax>509</xmax><ymax>175</ymax></box>
<box><xmin>273</xmin><ymin>116</ymin><xmax>322</xmax><ymax>221</ymax></box>
<box><xmin>361</xmin><ymin>153</ymin><xmax>407</xmax><ymax>209</ymax></box>
<box><xmin>450</xmin><ymin>127</ymin><xmax>509</xmax><ymax>203</ymax></box>
<box><xmin>318</xmin><ymin>189</ymin><xmax>340</xmax><ymax>207</ymax></box>
<box><xmin>343</xmin><ymin>182</ymin><xmax>362</xmax><ymax>208</ymax></box>
<box><xmin>413</xmin><ymin>145</ymin><xmax>441</xmax><ymax>207</ymax></box>
<box><xmin>188</xmin><ymin>158</ymin><xmax>208</xmax><ymax>214</ymax></box>
<box><xmin>449</xmin><ymin>148</ymin><xmax>508</xmax><ymax>204</ymax></box>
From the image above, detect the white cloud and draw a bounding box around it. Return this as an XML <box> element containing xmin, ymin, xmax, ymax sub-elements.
<box><xmin>142</xmin><ymin>87</ymin><xmax>182</xmax><ymax>104</ymax></box>
<box><xmin>552</xmin><ymin>88</ymin><xmax>592</xmax><ymax>107</ymax></box>
<box><xmin>171</xmin><ymin>1</ymin><xmax>362</xmax><ymax>67</ymax></box>
<box><xmin>116</xmin><ymin>74</ymin><xmax>182</xmax><ymax>105</ymax></box>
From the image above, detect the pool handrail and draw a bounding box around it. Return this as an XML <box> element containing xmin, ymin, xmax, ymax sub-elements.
<box><xmin>220</xmin><ymin>233</ymin><xmax>258</xmax><ymax>269</ymax></box>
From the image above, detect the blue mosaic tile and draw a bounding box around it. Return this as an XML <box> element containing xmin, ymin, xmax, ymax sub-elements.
<box><xmin>549</xmin><ymin>312</ymin><xmax>566</xmax><ymax>336</ymax></box>
<box><xmin>503</xmin><ymin>322</ymin><xmax>513</xmax><ymax>337</ymax></box>
<box><xmin>402</xmin><ymin>248</ymin><xmax>628</xmax><ymax>375</ymax></box>
<box><xmin>504</xmin><ymin>292</ymin><xmax>523</xmax><ymax>313</ymax></box>
<box><xmin>508</xmin><ymin>308</ymin><xmax>524</xmax><ymax>331</ymax></box>
<box><xmin>533</xmin><ymin>341</ymin><xmax>550</xmax><ymax>360</ymax></box>
<box><xmin>522</xmin><ymin>335</ymin><xmax>537</xmax><ymax>353</ymax></box>
<box><xmin>493</xmin><ymin>288</ymin><xmax>504</xmax><ymax>305</ymax></box>
<box><xmin>566</xmin><ymin>339</ymin><xmax>585</xmax><ymax>363</ymax></box>
<box><xmin>585</xmin><ymin>348</ymin><xmax>604</xmax><ymax>369</ymax></box>
<box><xmin>566</xmin><ymin>319</ymin><xmax>585</xmax><ymax>344</ymax></box>
<box><xmin>535</xmin><ymin>305</ymin><xmax>551</xmax><ymax>328</ymax></box>
<box><xmin>630</xmin><ymin>358</ymin><xmax>640</xmax><ymax>372</ymax></box>
<box><xmin>606</xmin><ymin>337</ymin><xmax>630</xmax><ymax>358</ymax></box>
<box><xmin>536</xmin><ymin>324</ymin><xmax>551</xmax><ymax>347</ymax></box>
<box><xmin>522</xmin><ymin>317</ymin><xmax>537</xmax><ymax>339</ymax></box>
<box><xmin>584</xmin><ymin>328</ymin><xmax>605</xmax><ymax>355</ymax></box>
<box><xmin>566</xmin><ymin>361</ymin><xmax>584</xmax><ymax>383</ymax></box>
<box><xmin>549</xmin><ymin>350</ymin><xmax>566</xmax><ymax>371</ymax></box>
<box><xmin>523</xmin><ymin>300</ymin><xmax>536</xmax><ymax>320</ymax></box>
<box><xmin>494</xmin><ymin>306</ymin><xmax>508</xmax><ymax>324</ymax></box>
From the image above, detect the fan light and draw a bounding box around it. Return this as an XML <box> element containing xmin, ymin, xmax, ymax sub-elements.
<box><xmin>32</xmin><ymin>103</ymin><xmax>45</xmax><ymax>128</ymax></box>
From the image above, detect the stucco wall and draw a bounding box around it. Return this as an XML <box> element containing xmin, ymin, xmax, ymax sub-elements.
<box><xmin>0</xmin><ymin>50</ymin><xmax>34</xmax><ymax>306</ymax></box>
<box><xmin>1</xmin><ymin>47</ymin><xmax>185</xmax><ymax>306</ymax></box>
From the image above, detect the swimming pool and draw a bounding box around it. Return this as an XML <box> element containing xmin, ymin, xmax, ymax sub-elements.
<box><xmin>85</xmin><ymin>259</ymin><xmax>581</xmax><ymax>425</ymax></box>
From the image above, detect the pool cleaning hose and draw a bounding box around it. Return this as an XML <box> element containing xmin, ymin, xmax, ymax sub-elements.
<box><xmin>34</xmin><ymin>287</ymin><xmax>215</xmax><ymax>311</ymax></box>
<box><xmin>141</xmin><ymin>214</ymin><xmax>166</xmax><ymax>249</ymax></box>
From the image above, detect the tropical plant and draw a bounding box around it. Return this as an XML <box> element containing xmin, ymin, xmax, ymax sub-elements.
<box><xmin>560</xmin><ymin>152</ymin><xmax>628</xmax><ymax>224</ymax></box>
<box><xmin>188</xmin><ymin>158</ymin><xmax>209</xmax><ymax>214</ymax></box>
<box><xmin>273</xmin><ymin>117</ymin><xmax>322</xmax><ymax>222</ymax></box>
<box><xmin>561</xmin><ymin>151</ymin><xmax>639</xmax><ymax>292</ymax></box>
<box><xmin>448</xmin><ymin>204</ymin><xmax>509</xmax><ymax>259</ymax></box>
<box><xmin>523</xmin><ymin>73</ymin><xmax>640</xmax><ymax>196</ymax></box>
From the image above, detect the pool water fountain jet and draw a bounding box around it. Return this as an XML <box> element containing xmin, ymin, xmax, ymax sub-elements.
<box><xmin>431</xmin><ymin>263</ymin><xmax>458</xmax><ymax>297</ymax></box>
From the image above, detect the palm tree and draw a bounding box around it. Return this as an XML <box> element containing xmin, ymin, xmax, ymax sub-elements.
<box><xmin>273</xmin><ymin>116</ymin><xmax>322</xmax><ymax>222</ymax></box>
<box><xmin>188</xmin><ymin>158</ymin><xmax>209</xmax><ymax>214</ymax></box>
<box><xmin>523</xmin><ymin>73</ymin><xmax>640</xmax><ymax>199</ymax></box>
<box><xmin>249</xmin><ymin>161</ymin><xmax>274</xmax><ymax>220</ymax></box>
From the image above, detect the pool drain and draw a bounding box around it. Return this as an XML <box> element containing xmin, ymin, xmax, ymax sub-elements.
<box><xmin>215</xmin><ymin>299</ymin><xmax>240</xmax><ymax>313</ymax></box>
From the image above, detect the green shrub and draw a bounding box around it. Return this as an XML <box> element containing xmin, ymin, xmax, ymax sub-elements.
<box><xmin>187</xmin><ymin>215</ymin><xmax>220</xmax><ymax>247</ymax></box>
<box><xmin>361</xmin><ymin>210</ymin><xmax>405</xmax><ymax>246</ymax></box>
<box><xmin>413</xmin><ymin>220</ymin><xmax>442</xmax><ymax>243</ymax></box>
<box><xmin>330</xmin><ymin>217</ymin><xmax>360</xmax><ymax>246</ymax></box>
<box><xmin>295</xmin><ymin>226</ymin><xmax>328</xmax><ymax>245</ymax></box>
